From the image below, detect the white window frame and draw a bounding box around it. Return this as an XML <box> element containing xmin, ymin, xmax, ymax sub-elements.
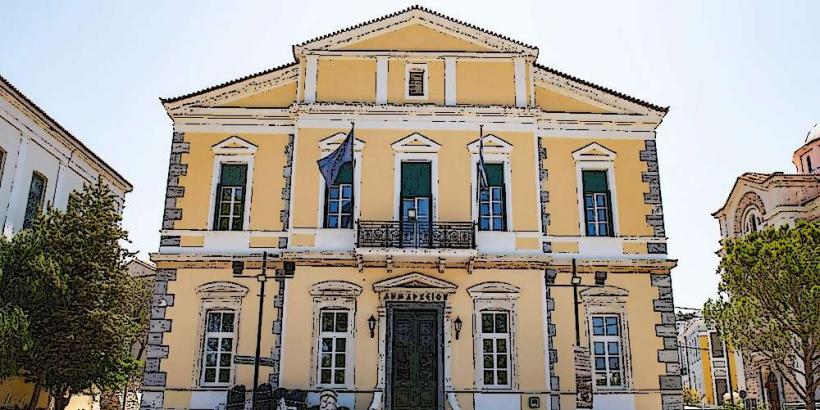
<box><xmin>200</xmin><ymin>310</ymin><xmax>238</xmax><ymax>386</ymax></box>
<box><xmin>467</xmin><ymin>135</ymin><xmax>514</xmax><ymax>230</ymax></box>
<box><xmin>316</xmin><ymin>133</ymin><xmax>364</xmax><ymax>230</ymax></box>
<box><xmin>468</xmin><ymin>282</ymin><xmax>520</xmax><ymax>391</ymax></box>
<box><xmin>309</xmin><ymin>281</ymin><xmax>361</xmax><ymax>389</ymax></box>
<box><xmin>479</xmin><ymin>311</ymin><xmax>512</xmax><ymax>388</ymax></box>
<box><xmin>207</xmin><ymin>136</ymin><xmax>257</xmax><ymax>232</ymax></box>
<box><xmin>405</xmin><ymin>63</ymin><xmax>429</xmax><ymax>100</ymax></box>
<box><xmin>192</xmin><ymin>281</ymin><xmax>248</xmax><ymax>388</ymax></box>
<box><xmin>572</xmin><ymin>143</ymin><xmax>619</xmax><ymax>237</ymax></box>
<box><xmin>580</xmin><ymin>286</ymin><xmax>632</xmax><ymax>392</ymax></box>
<box><xmin>590</xmin><ymin>314</ymin><xmax>626</xmax><ymax>390</ymax></box>
<box><xmin>391</xmin><ymin>133</ymin><xmax>440</xmax><ymax>221</ymax></box>
<box><xmin>316</xmin><ymin>309</ymin><xmax>353</xmax><ymax>387</ymax></box>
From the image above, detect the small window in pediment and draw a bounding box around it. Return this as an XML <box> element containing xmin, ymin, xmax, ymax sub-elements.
<box><xmin>406</xmin><ymin>63</ymin><xmax>428</xmax><ymax>99</ymax></box>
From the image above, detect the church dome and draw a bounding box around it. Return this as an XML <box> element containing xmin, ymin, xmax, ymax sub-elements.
<box><xmin>806</xmin><ymin>123</ymin><xmax>820</xmax><ymax>144</ymax></box>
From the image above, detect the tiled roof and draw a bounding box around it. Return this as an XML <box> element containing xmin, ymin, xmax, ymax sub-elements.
<box><xmin>295</xmin><ymin>5</ymin><xmax>537</xmax><ymax>51</ymax></box>
<box><xmin>0</xmin><ymin>74</ymin><xmax>132</xmax><ymax>190</ymax></box>
<box><xmin>160</xmin><ymin>62</ymin><xmax>297</xmax><ymax>104</ymax></box>
<box><xmin>534</xmin><ymin>63</ymin><xmax>668</xmax><ymax>113</ymax></box>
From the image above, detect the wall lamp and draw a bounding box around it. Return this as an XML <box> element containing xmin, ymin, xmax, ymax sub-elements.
<box><xmin>595</xmin><ymin>271</ymin><xmax>608</xmax><ymax>286</ymax></box>
<box><xmin>368</xmin><ymin>315</ymin><xmax>377</xmax><ymax>338</ymax></box>
<box><xmin>454</xmin><ymin>317</ymin><xmax>463</xmax><ymax>340</ymax></box>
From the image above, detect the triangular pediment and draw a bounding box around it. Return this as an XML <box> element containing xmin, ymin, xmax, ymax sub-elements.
<box><xmin>212</xmin><ymin>136</ymin><xmax>257</xmax><ymax>155</ymax></box>
<box><xmin>572</xmin><ymin>142</ymin><xmax>616</xmax><ymax>161</ymax></box>
<box><xmin>373</xmin><ymin>272</ymin><xmax>457</xmax><ymax>292</ymax></box>
<box><xmin>319</xmin><ymin>132</ymin><xmax>365</xmax><ymax>152</ymax></box>
<box><xmin>467</xmin><ymin>134</ymin><xmax>513</xmax><ymax>154</ymax></box>
<box><xmin>295</xmin><ymin>7</ymin><xmax>537</xmax><ymax>56</ymax></box>
<box><xmin>392</xmin><ymin>132</ymin><xmax>441</xmax><ymax>153</ymax></box>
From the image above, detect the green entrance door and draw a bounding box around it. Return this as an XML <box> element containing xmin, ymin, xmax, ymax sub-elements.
<box><xmin>389</xmin><ymin>308</ymin><xmax>441</xmax><ymax>410</ymax></box>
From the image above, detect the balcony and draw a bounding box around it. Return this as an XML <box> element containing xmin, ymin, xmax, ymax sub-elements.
<box><xmin>357</xmin><ymin>221</ymin><xmax>475</xmax><ymax>249</ymax></box>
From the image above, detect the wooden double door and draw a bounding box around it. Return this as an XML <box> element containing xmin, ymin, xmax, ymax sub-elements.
<box><xmin>386</xmin><ymin>304</ymin><xmax>443</xmax><ymax>410</ymax></box>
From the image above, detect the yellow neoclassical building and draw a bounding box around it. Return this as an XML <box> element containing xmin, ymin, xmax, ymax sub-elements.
<box><xmin>145</xmin><ymin>7</ymin><xmax>680</xmax><ymax>410</ymax></box>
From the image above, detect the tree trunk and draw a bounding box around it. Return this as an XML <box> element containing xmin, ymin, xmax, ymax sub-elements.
<box><xmin>52</xmin><ymin>387</ymin><xmax>70</xmax><ymax>410</ymax></box>
<box><xmin>803</xmin><ymin>349</ymin><xmax>817</xmax><ymax>410</ymax></box>
<box><xmin>26</xmin><ymin>383</ymin><xmax>42</xmax><ymax>410</ymax></box>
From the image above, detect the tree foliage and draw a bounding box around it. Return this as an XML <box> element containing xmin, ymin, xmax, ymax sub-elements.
<box><xmin>704</xmin><ymin>220</ymin><xmax>819</xmax><ymax>410</ymax></box>
<box><xmin>0</xmin><ymin>180</ymin><xmax>150</xmax><ymax>410</ymax></box>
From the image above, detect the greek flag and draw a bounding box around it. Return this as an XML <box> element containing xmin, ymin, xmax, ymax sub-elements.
<box><xmin>318</xmin><ymin>124</ymin><xmax>354</xmax><ymax>188</ymax></box>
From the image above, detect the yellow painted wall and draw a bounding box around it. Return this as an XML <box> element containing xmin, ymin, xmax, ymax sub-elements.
<box><xmin>174</xmin><ymin>132</ymin><xmax>290</xmax><ymax>232</ymax></box>
<box><xmin>338</xmin><ymin>23</ymin><xmax>494</xmax><ymax>52</ymax></box>
<box><xmin>386</xmin><ymin>58</ymin><xmax>444</xmax><ymax>105</ymax></box>
<box><xmin>699</xmin><ymin>335</ymin><xmax>714</xmax><ymax>404</ymax></box>
<box><xmin>221</xmin><ymin>81</ymin><xmax>297</xmax><ymax>108</ymax></box>
<box><xmin>291</xmin><ymin>128</ymin><xmax>539</xmax><ymax>232</ymax></box>
<box><xmin>541</xmin><ymin>137</ymin><xmax>654</xmax><ymax>237</ymax></box>
<box><xmin>316</xmin><ymin>58</ymin><xmax>376</xmax><ymax>103</ymax></box>
<box><xmin>534</xmin><ymin>85</ymin><xmax>612</xmax><ymax>113</ymax></box>
<box><xmin>278</xmin><ymin>267</ymin><xmax>548</xmax><ymax>394</ymax></box>
<box><xmin>456</xmin><ymin>59</ymin><xmax>516</xmax><ymax>106</ymax></box>
<box><xmin>0</xmin><ymin>379</ymin><xmax>96</xmax><ymax>410</ymax></box>
<box><xmin>159</xmin><ymin>264</ymin><xmax>279</xmax><ymax>409</ymax></box>
<box><xmin>552</xmin><ymin>272</ymin><xmax>667</xmax><ymax>397</ymax></box>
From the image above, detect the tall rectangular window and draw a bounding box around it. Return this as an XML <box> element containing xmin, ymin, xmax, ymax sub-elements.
<box><xmin>324</xmin><ymin>162</ymin><xmax>353</xmax><ymax>229</ymax></box>
<box><xmin>478</xmin><ymin>163</ymin><xmax>506</xmax><ymax>231</ymax></box>
<box><xmin>591</xmin><ymin>315</ymin><xmax>624</xmax><ymax>388</ymax></box>
<box><xmin>23</xmin><ymin>172</ymin><xmax>47</xmax><ymax>228</ymax></box>
<box><xmin>710</xmin><ymin>331</ymin><xmax>725</xmax><ymax>358</ymax></box>
<box><xmin>213</xmin><ymin>163</ymin><xmax>247</xmax><ymax>231</ymax></box>
<box><xmin>318</xmin><ymin>309</ymin><xmax>350</xmax><ymax>386</ymax></box>
<box><xmin>582</xmin><ymin>170</ymin><xmax>613</xmax><ymax>237</ymax></box>
<box><xmin>480</xmin><ymin>311</ymin><xmax>511</xmax><ymax>387</ymax></box>
<box><xmin>201</xmin><ymin>311</ymin><xmax>235</xmax><ymax>385</ymax></box>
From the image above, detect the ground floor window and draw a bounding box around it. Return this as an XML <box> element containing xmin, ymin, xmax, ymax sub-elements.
<box><xmin>591</xmin><ymin>315</ymin><xmax>624</xmax><ymax>388</ymax></box>
<box><xmin>480</xmin><ymin>311</ymin><xmax>511</xmax><ymax>387</ymax></box>
<box><xmin>201</xmin><ymin>310</ymin><xmax>236</xmax><ymax>385</ymax></box>
<box><xmin>318</xmin><ymin>309</ymin><xmax>350</xmax><ymax>386</ymax></box>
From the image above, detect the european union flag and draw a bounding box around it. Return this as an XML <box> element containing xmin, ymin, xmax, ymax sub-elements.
<box><xmin>318</xmin><ymin>124</ymin><xmax>355</xmax><ymax>188</ymax></box>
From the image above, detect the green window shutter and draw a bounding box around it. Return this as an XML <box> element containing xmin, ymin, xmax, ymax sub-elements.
<box><xmin>335</xmin><ymin>162</ymin><xmax>353</xmax><ymax>184</ymax></box>
<box><xmin>220</xmin><ymin>163</ymin><xmax>247</xmax><ymax>186</ymax></box>
<box><xmin>485</xmin><ymin>163</ymin><xmax>504</xmax><ymax>186</ymax></box>
<box><xmin>582</xmin><ymin>170</ymin><xmax>608</xmax><ymax>193</ymax></box>
<box><xmin>401</xmin><ymin>162</ymin><xmax>431</xmax><ymax>197</ymax></box>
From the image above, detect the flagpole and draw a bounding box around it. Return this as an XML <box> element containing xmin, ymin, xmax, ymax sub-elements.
<box><xmin>350</xmin><ymin>122</ymin><xmax>356</xmax><ymax>230</ymax></box>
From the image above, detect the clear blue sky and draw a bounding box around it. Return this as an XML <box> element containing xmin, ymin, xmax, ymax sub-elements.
<box><xmin>2</xmin><ymin>1</ymin><xmax>818</xmax><ymax>308</ymax></box>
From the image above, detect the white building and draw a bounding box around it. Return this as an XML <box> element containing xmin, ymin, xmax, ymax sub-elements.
<box><xmin>0</xmin><ymin>75</ymin><xmax>131</xmax><ymax>235</ymax></box>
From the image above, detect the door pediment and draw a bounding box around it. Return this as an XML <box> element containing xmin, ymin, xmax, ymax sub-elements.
<box><xmin>373</xmin><ymin>272</ymin><xmax>457</xmax><ymax>293</ymax></box>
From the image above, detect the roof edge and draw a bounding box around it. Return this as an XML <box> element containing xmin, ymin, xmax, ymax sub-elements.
<box><xmin>161</xmin><ymin>62</ymin><xmax>298</xmax><ymax>106</ymax></box>
<box><xmin>534</xmin><ymin>63</ymin><xmax>669</xmax><ymax>114</ymax></box>
<box><xmin>0</xmin><ymin>75</ymin><xmax>133</xmax><ymax>191</ymax></box>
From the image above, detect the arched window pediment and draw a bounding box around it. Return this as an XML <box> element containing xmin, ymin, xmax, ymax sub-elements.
<box><xmin>309</xmin><ymin>280</ymin><xmax>363</xmax><ymax>297</ymax></box>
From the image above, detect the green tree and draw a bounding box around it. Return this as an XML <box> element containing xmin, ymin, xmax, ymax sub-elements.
<box><xmin>704</xmin><ymin>220</ymin><xmax>819</xmax><ymax>410</ymax></box>
<box><xmin>0</xmin><ymin>181</ymin><xmax>150</xmax><ymax>410</ymax></box>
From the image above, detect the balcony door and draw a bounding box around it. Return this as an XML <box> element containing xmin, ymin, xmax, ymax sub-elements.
<box><xmin>400</xmin><ymin>162</ymin><xmax>432</xmax><ymax>247</ymax></box>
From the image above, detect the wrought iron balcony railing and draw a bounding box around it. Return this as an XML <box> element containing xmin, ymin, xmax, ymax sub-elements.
<box><xmin>356</xmin><ymin>220</ymin><xmax>475</xmax><ymax>249</ymax></box>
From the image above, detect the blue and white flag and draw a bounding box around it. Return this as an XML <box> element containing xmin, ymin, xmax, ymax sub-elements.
<box><xmin>478</xmin><ymin>125</ymin><xmax>489</xmax><ymax>191</ymax></box>
<box><xmin>318</xmin><ymin>124</ymin><xmax>355</xmax><ymax>188</ymax></box>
